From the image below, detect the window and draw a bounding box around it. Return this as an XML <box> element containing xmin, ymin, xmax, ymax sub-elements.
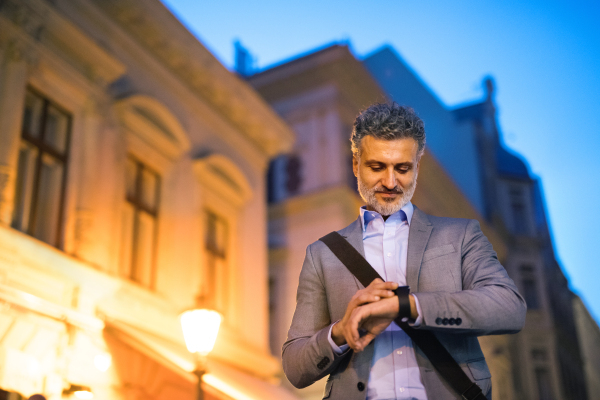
<box><xmin>509</xmin><ymin>186</ymin><xmax>529</xmax><ymax>235</ymax></box>
<box><xmin>520</xmin><ymin>265</ymin><xmax>540</xmax><ymax>310</ymax></box>
<box><xmin>534</xmin><ymin>368</ymin><xmax>554</xmax><ymax>400</ymax></box>
<box><xmin>193</xmin><ymin>154</ymin><xmax>253</xmax><ymax>321</ymax></box>
<box><xmin>523</xmin><ymin>279</ymin><xmax>540</xmax><ymax>309</ymax></box>
<box><xmin>119</xmin><ymin>157</ymin><xmax>160</xmax><ymax>287</ymax></box>
<box><xmin>203</xmin><ymin>210</ymin><xmax>229</xmax><ymax>312</ymax></box>
<box><xmin>532</xmin><ymin>349</ymin><xmax>548</xmax><ymax>363</ymax></box>
<box><xmin>285</xmin><ymin>154</ymin><xmax>302</xmax><ymax>195</ymax></box>
<box><xmin>12</xmin><ymin>89</ymin><xmax>71</xmax><ymax>248</ymax></box>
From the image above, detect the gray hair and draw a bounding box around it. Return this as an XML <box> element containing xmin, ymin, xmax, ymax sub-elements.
<box><xmin>351</xmin><ymin>103</ymin><xmax>426</xmax><ymax>158</ymax></box>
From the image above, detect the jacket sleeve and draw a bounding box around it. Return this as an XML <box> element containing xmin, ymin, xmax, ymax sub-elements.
<box><xmin>414</xmin><ymin>219</ymin><xmax>527</xmax><ymax>335</ymax></box>
<box><xmin>282</xmin><ymin>243</ymin><xmax>351</xmax><ymax>388</ymax></box>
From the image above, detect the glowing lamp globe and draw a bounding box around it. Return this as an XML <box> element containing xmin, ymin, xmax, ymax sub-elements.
<box><xmin>180</xmin><ymin>309</ymin><xmax>222</xmax><ymax>355</ymax></box>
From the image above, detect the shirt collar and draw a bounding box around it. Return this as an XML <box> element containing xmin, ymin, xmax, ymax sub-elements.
<box><xmin>360</xmin><ymin>202</ymin><xmax>414</xmax><ymax>232</ymax></box>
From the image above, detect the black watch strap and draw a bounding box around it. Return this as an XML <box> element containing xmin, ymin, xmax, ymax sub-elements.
<box><xmin>394</xmin><ymin>286</ymin><xmax>412</xmax><ymax>320</ymax></box>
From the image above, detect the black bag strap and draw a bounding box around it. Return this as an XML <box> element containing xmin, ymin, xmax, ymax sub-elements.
<box><xmin>320</xmin><ymin>231</ymin><xmax>487</xmax><ymax>400</ymax></box>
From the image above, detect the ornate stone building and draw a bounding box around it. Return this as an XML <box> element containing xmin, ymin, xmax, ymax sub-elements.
<box><xmin>0</xmin><ymin>0</ymin><xmax>298</xmax><ymax>399</ymax></box>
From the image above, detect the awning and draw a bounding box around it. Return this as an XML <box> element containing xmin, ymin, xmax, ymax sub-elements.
<box><xmin>105</xmin><ymin>319</ymin><xmax>300</xmax><ymax>400</ymax></box>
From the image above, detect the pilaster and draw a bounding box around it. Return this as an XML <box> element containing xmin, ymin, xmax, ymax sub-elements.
<box><xmin>71</xmin><ymin>99</ymin><xmax>104</xmax><ymax>262</ymax></box>
<box><xmin>0</xmin><ymin>39</ymin><xmax>37</xmax><ymax>225</ymax></box>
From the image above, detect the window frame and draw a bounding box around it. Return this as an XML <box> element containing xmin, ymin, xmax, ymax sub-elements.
<box><xmin>119</xmin><ymin>156</ymin><xmax>161</xmax><ymax>288</ymax></box>
<box><xmin>12</xmin><ymin>86</ymin><xmax>72</xmax><ymax>249</ymax></box>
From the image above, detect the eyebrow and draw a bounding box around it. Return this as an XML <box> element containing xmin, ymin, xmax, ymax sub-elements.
<box><xmin>364</xmin><ymin>160</ymin><xmax>414</xmax><ymax>167</ymax></box>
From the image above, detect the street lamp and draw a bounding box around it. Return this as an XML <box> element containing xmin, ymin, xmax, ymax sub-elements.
<box><xmin>180</xmin><ymin>309</ymin><xmax>222</xmax><ymax>400</ymax></box>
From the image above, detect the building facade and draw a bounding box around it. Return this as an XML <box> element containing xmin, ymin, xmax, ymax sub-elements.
<box><xmin>573</xmin><ymin>294</ymin><xmax>600</xmax><ymax>397</ymax></box>
<box><xmin>0</xmin><ymin>0</ymin><xmax>298</xmax><ymax>399</ymax></box>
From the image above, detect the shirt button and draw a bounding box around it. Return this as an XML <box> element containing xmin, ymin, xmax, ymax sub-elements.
<box><xmin>399</xmin><ymin>387</ymin><xmax>405</xmax><ymax>392</ymax></box>
<box><xmin>396</xmin><ymin>350</ymin><xmax>402</xmax><ymax>355</ymax></box>
<box><xmin>387</xmin><ymin>252</ymin><xmax>392</xmax><ymax>257</ymax></box>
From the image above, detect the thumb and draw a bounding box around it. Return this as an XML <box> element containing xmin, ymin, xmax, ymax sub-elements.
<box><xmin>354</xmin><ymin>332</ymin><xmax>377</xmax><ymax>352</ymax></box>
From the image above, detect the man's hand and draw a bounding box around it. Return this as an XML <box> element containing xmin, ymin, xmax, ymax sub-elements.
<box><xmin>331</xmin><ymin>279</ymin><xmax>398</xmax><ymax>347</ymax></box>
<box><xmin>346</xmin><ymin>294</ymin><xmax>419</xmax><ymax>352</ymax></box>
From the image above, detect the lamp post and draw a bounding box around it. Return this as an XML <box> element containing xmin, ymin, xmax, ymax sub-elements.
<box><xmin>180</xmin><ymin>309</ymin><xmax>222</xmax><ymax>400</ymax></box>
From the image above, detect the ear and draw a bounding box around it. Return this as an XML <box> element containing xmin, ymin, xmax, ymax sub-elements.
<box><xmin>352</xmin><ymin>154</ymin><xmax>359</xmax><ymax>177</ymax></box>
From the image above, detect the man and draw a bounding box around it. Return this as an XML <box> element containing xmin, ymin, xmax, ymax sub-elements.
<box><xmin>282</xmin><ymin>103</ymin><xmax>526</xmax><ymax>400</ymax></box>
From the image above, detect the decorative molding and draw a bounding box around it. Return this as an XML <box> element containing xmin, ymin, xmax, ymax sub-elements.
<box><xmin>115</xmin><ymin>94</ymin><xmax>190</xmax><ymax>163</ymax></box>
<box><xmin>193</xmin><ymin>154</ymin><xmax>253</xmax><ymax>209</ymax></box>
<box><xmin>0</xmin><ymin>0</ymin><xmax>126</xmax><ymax>87</ymax></box>
<box><xmin>0</xmin><ymin>283</ymin><xmax>104</xmax><ymax>331</ymax></box>
<box><xmin>1</xmin><ymin>36</ymin><xmax>39</xmax><ymax>68</ymax></box>
<box><xmin>91</xmin><ymin>0</ymin><xmax>294</xmax><ymax>157</ymax></box>
<box><xmin>0</xmin><ymin>165</ymin><xmax>14</xmax><ymax>226</ymax></box>
<box><xmin>0</xmin><ymin>0</ymin><xmax>47</xmax><ymax>41</ymax></box>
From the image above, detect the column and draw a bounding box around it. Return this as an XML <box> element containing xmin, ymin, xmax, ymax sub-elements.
<box><xmin>0</xmin><ymin>40</ymin><xmax>32</xmax><ymax>225</ymax></box>
<box><xmin>72</xmin><ymin>98</ymin><xmax>104</xmax><ymax>263</ymax></box>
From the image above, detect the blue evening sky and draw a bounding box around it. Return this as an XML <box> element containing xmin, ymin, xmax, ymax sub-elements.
<box><xmin>161</xmin><ymin>0</ymin><xmax>600</xmax><ymax>323</ymax></box>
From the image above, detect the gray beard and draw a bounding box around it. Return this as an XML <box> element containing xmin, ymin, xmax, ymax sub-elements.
<box><xmin>357</xmin><ymin>171</ymin><xmax>418</xmax><ymax>216</ymax></box>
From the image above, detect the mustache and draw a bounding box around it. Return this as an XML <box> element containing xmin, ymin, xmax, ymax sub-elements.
<box><xmin>374</xmin><ymin>186</ymin><xmax>403</xmax><ymax>194</ymax></box>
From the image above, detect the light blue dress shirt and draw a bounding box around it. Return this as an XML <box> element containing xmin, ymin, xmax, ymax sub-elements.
<box><xmin>328</xmin><ymin>203</ymin><xmax>428</xmax><ymax>400</ymax></box>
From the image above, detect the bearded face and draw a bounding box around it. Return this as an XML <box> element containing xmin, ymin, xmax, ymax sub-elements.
<box><xmin>352</xmin><ymin>136</ymin><xmax>421</xmax><ymax>216</ymax></box>
<box><xmin>357</xmin><ymin>167</ymin><xmax>418</xmax><ymax>216</ymax></box>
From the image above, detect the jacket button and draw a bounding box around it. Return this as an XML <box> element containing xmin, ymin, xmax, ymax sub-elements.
<box><xmin>449</xmin><ymin>318</ymin><xmax>456</xmax><ymax>325</ymax></box>
<box><xmin>442</xmin><ymin>318</ymin><xmax>449</xmax><ymax>325</ymax></box>
<box><xmin>435</xmin><ymin>317</ymin><xmax>442</xmax><ymax>325</ymax></box>
<box><xmin>357</xmin><ymin>382</ymin><xmax>365</xmax><ymax>391</ymax></box>
<box><xmin>456</xmin><ymin>318</ymin><xmax>462</xmax><ymax>326</ymax></box>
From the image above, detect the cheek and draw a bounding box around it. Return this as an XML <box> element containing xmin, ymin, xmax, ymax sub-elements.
<box><xmin>397</xmin><ymin>173</ymin><xmax>416</xmax><ymax>187</ymax></box>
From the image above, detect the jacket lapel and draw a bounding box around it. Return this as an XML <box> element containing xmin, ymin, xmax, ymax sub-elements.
<box><xmin>337</xmin><ymin>217</ymin><xmax>366</xmax><ymax>289</ymax></box>
<box><xmin>407</xmin><ymin>206</ymin><xmax>433</xmax><ymax>291</ymax></box>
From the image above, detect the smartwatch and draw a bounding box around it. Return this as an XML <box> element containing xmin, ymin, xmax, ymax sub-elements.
<box><xmin>393</xmin><ymin>286</ymin><xmax>412</xmax><ymax>321</ymax></box>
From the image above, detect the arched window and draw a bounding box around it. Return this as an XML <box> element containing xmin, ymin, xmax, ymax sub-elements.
<box><xmin>114</xmin><ymin>95</ymin><xmax>189</xmax><ymax>288</ymax></box>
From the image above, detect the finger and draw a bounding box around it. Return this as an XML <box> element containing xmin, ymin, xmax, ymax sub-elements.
<box><xmin>347</xmin><ymin>307</ymin><xmax>371</xmax><ymax>347</ymax></box>
<box><xmin>352</xmin><ymin>294</ymin><xmax>381</xmax><ymax>307</ymax></box>
<box><xmin>367</xmin><ymin>278</ymin><xmax>384</xmax><ymax>287</ymax></box>
<box><xmin>370</xmin><ymin>289</ymin><xmax>396</xmax><ymax>298</ymax></box>
<box><xmin>355</xmin><ymin>332</ymin><xmax>377</xmax><ymax>352</ymax></box>
<box><xmin>367</xmin><ymin>280</ymin><xmax>399</xmax><ymax>290</ymax></box>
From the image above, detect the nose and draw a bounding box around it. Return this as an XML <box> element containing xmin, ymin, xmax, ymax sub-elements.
<box><xmin>382</xmin><ymin>168</ymin><xmax>396</xmax><ymax>189</ymax></box>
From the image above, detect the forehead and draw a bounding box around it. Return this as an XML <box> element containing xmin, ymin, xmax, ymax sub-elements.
<box><xmin>359</xmin><ymin>136</ymin><xmax>419</xmax><ymax>162</ymax></box>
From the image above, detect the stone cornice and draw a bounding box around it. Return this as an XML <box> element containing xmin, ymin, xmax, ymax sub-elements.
<box><xmin>90</xmin><ymin>0</ymin><xmax>295</xmax><ymax>157</ymax></box>
<box><xmin>0</xmin><ymin>0</ymin><xmax>126</xmax><ymax>86</ymax></box>
<box><xmin>249</xmin><ymin>44</ymin><xmax>387</xmax><ymax>112</ymax></box>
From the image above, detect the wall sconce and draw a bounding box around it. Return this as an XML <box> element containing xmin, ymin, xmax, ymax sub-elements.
<box><xmin>63</xmin><ymin>384</ymin><xmax>93</xmax><ymax>399</ymax></box>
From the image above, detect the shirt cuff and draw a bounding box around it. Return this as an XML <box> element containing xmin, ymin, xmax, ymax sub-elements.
<box><xmin>328</xmin><ymin>322</ymin><xmax>349</xmax><ymax>354</ymax></box>
<box><xmin>409</xmin><ymin>294</ymin><xmax>423</xmax><ymax>327</ymax></box>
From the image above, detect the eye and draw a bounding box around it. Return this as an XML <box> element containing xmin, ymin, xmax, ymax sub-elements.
<box><xmin>396</xmin><ymin>166</ymin><xmax>410</xmax><ymax>173</ymax></box>
<box><xmin>370</xmin><ymin>166</ymin><xmax>383</xmax><ymax>171</ymax></box>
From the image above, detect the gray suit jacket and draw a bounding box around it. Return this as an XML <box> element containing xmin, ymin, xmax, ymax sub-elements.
<box><xmin>282</xmin><ymin>206</ymin><xmax>526</xmax><ymax>400</ymax></box>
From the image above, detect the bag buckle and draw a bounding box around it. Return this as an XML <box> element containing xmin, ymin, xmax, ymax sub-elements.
<box><xmin>462</xmin><ymin>382</ymin><xmax>484</xmax><ymax>400</ymax></box>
